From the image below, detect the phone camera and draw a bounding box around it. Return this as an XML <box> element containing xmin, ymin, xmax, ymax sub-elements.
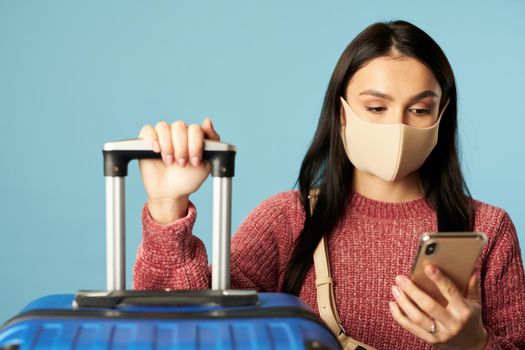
<box><xmin>425</xmin><ymin>242</ymin><xmax>437</xmax><ymax>256</ymax></box>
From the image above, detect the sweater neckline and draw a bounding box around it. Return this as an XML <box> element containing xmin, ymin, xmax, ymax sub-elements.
<box><xmin>348</xmin><ymin>189</ymin><xmax>435</xmax><ymax>219</ymax></box>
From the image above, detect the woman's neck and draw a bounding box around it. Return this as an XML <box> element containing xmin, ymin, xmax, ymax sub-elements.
<box><xmin>351</xmin><ymin>168</ymin><xmax>424</xmax><ymax>203</ymax></box>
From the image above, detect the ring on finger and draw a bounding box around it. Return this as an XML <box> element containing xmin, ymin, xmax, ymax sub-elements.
<box><xmin>428</xmin><ymin>320</ymin><xmax>436</xmax><ymax>334</ymax></box>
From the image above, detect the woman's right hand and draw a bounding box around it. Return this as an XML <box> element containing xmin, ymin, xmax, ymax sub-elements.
<box><xmin>138</xmin><ymin>118</ymin><xmax>221</xmax><ymax>224</ymax></box>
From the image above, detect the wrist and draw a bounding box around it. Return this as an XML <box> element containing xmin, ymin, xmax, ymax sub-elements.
<box><xmin>469</xmin><ymin>327</ymin><xmax>488</xmax><ymax>350</ymax></box>
<box><xmin>147</xmin><ymin>196</ymin><xmax>189</xmax><ymax>224</ymax></box>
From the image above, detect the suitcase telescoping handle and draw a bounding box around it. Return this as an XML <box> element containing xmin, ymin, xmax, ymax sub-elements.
<box><xmin>103</xmin><ymin>138</ymin><xmax>236</xmax><ymax>291</ymax></box>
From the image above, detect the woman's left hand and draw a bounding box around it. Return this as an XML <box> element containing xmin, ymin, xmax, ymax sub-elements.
<box><xmin>389</xmin><ymin>265</ymin><xmax>488</xmax><ymax>350</ymax></box>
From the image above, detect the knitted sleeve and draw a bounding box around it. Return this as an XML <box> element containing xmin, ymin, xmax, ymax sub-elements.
<box><xmin>132</xmin><ymin>193</ymin><xmax>292</xmax><ymax>291</ymax></box>
<box><xmin>481</xmin><ymin>211</ymin><xmax>525</xmax><ymax>350</ymax></box>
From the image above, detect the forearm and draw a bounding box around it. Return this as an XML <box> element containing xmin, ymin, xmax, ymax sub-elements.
<box><xmin>480</xmin><ymin>211</ymin><xmax>525</xmax><ymax>350</ymax></box>
<box><xmin>132</xmin><ymin>200</ymin><xmax>211</xmax><ymax>290</ymax></box>
<box><xmin>133</xmin><ymin>239</ymin><xmax>210</xmax><ymax>290</ymax></box>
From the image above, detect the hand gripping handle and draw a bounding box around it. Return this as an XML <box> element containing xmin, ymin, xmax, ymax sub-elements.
<box><xmin>102</xmin><ymin>138</ymin><xmax>236</xmax><ymax>291</ymax></box>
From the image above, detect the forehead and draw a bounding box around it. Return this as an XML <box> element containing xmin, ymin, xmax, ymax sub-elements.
<box><xmin>346</xmin><ymin>55</ymin><xmax>442</xmax><ymax>98</ymax></box>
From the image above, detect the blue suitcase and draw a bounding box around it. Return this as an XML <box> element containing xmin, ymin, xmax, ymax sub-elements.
<box><xmin>0</xmin><ymin>138</ymin><xmax>340</xmax><ymax>350</ymax></box>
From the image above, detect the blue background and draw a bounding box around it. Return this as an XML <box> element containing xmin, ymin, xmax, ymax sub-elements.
<box><xmin>1</xmin><ymin>1</ymin><xmax>523</xmax><ymax>323</ymax></box>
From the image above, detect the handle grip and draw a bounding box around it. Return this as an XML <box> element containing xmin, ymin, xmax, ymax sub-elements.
<box><xmin>74</xmin><ymin>289</ymin><xmax>259</xmax><ymax>309</ymax></box>
<box><xmin>103</xmin><ymin>138</ymin><xmax>236</xmax><ymax>177</ymax></box>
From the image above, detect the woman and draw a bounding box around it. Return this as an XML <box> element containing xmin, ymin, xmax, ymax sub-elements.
<box><xmin>133</xmin><ymin>20</ymin><xmax>525</xmax><ymax>349</ymax></box>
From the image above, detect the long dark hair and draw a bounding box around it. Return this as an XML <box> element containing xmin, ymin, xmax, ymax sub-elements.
<box><xmin>281</xmin><ymin>20</ymin><xmax>475</xmax><ymax>296</ymax></box>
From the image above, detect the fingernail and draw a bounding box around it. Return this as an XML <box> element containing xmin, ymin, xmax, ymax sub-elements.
<box><xmin>388</xmin><ymin>301</ymin><xmax>395</xmax><ymax>312</ymax></box>
<box><xmin>392</xmin><ymin>285</ymin><xmax>401</xmax><ymax>299</ymax></box>
<box><xmin>396</xmin><ymin>275</ymin><xmax>408</xmax><ymax>287</ymax></box>
<box><xmin>177</xmin><ymin>157</ymin><xmax>187</xmax><ymax>167</ymax></box>
<box><xmin>166</xmin><ymin>154</ymin><xmax>174</xmax><ymax>165</ymax></box>
<box><xmin>153</xmin><ymin>140</ymin><xmax>160</xmax><ymax>153</ymax></box>
<box><xmin>190</xmin><ymin>156</ymin><xmax>200</xmax><ymax>167</ymax></box>
<box><xmin>426</xmin><ymin>265</ymin><xmax>437</xmax><ymax>276</ymax></box>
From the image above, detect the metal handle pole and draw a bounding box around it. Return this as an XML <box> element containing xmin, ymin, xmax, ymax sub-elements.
<box><xmin>211</xmin><ymin>177</ymin><xmax>232</xmax><ymax>290</ymax></box>
<box><xmin>106</xmin><ymin>176</ymin><xmax>126</xmax><ymax>290</ymax></box>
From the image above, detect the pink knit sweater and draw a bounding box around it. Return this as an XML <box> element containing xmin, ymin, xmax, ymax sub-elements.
<box><xmin>133</xmin><ymin>189</ymin><xmax>525</xmax><ymax>349</ymax></box>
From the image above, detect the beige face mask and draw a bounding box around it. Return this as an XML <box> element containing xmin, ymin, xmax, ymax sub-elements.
<box><xmin>339</xmin><ymin>96</ymin><xmax>450</xmax><ymax>182</ymax></box>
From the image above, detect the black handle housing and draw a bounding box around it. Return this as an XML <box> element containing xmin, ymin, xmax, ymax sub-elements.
<box><xmin>103</xmin><ymin>139</ymin><xmax>236</xmax><ymax>177</ymax></box>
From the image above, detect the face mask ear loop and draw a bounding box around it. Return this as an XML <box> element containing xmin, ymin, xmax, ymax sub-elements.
<box><xmin>339</xmin><ymin>96</ymin><xmax>347</xmax><ymax>149</ymax></box>
<box><xmin>340</xmin><ymin>96</ymin><xmax>365</xmax><ymax>122</ymax></box>
<box><xmin>423</xmin><ymin>97</ymin><xmax>450</xmax><ymax>130</ymax></box>
<box><xmin>436</xmin><ymin>97</ymin><xmax>450</xmax><ymax>124</ymax></box>
<box><xmin>339</xmin><ymin>97</ymin><xmax>347</xmax><ymax>127</ymax></box>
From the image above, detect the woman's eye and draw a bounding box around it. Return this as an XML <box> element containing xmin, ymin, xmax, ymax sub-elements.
<box><xmin>364</xmin><ymin>107</ymin><xmax>431</xmax><ymax>116</ymax></box>
<box><xmin>411</xmin><ymin>108</ymin><xmax>430</xmax><ymax>116</ymax></box>
<box><xmin>365</xmin><ymin>107</ymin><xmax>386</xmax><ymax>113</ymax></box>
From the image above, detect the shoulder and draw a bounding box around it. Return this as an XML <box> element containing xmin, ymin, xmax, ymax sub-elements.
<box><xmin>471</xmin><ymin>197</ymin><xmax>519</xmax><ymax>262</ymax></box>
<box><xmin>242</xmin><ymin>189</ymin><xmax>305</xmax><ymax>238</ymax></box>
<box><xmin>471</xmin><ymin>197</ymin><xmax>513</xmax><ymax>236</ymax></box>
<box><xmin>251</xmin><ymin>189</ymin><xmax>304</xmax><ymax>223</ymax></box>
<box><xmin>258</xmin><ymin>189</ymin><xmax>303</xmax><ymax>212</ymax></box>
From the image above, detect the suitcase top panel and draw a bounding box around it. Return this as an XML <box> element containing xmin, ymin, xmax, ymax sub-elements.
<box><xmin>20</xmin><ymin>292</ymin><xmax>312</xmax><ymax>314</ymax></box>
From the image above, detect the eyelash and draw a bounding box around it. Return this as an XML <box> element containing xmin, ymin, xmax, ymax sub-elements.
<box><xmin>365</xmin><ymin>107</ymin><xmax>431</xmax><ymax>116</ymax></box>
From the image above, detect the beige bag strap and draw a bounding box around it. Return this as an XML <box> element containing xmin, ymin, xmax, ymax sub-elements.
<box><xmin>309</xmin><ymin>189</ymin><xmax>377</xmax><ymax>350</ymax></box>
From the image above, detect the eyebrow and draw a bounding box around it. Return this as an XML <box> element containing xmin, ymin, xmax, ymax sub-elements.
<box><xmin>358</xmin><ymin>89</ymin><xmax>438</xmax><ymax>103</ymax></box>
